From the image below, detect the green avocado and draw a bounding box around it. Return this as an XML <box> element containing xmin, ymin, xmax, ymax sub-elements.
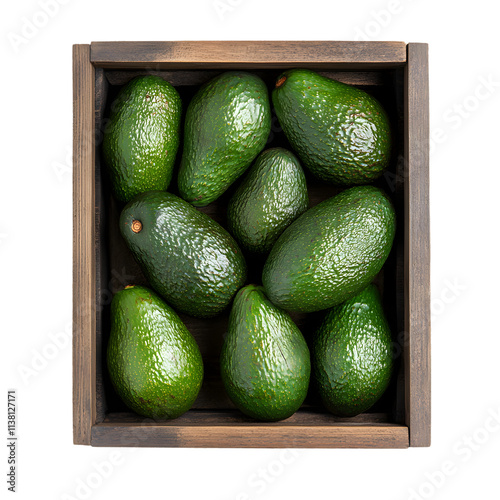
<box><xmin>272</xmin><ymin>69</ymin><xmax>391</xmax><ymax>185</ymax></box>
<box><xmin>107</xmin><ymin>285</ymin><xmax>203</xmax><ymax>419</ymax></box>
<box><xmin>120</xmin><ymin>191</ymin><xmax>247</xmax><ymax>318</ymax></box>
<box><xmin>227</xmin><ymin>148</ymin><xmax>309</xmax><ymax>254</ymax></box>
<box><xmin>178</xmin><ymin>71</ymin><xmax>271</xmax><ymax>207</ymax></box>
<box><xmin>312</xmin><ymin>284</ymin><xmax>393</xmax><ymax>417</ymax></box>
<box><xmin>262</xmin><ymin>186</ymin><xmax>396</xmax><ymax>313</ymax></box>
<box><xmin>103</xmin><ymin>75</ymin><xmax>182</xmax><ymax>203</ymax></box>
<box><xmin>220</xmin><ymin>285</ymin><xmax>310</xmax><ymax>421</ymax></box>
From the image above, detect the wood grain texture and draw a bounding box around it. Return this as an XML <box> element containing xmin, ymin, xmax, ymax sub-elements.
<box><xmin>73</xmin><ymin>45</ymin><xmax>96</xmax><ymax>445</ymax></box>
<box><xmin>91</xmin><ymin>41</ymin><xmax>406</xmax><ymax>69</ymax></box>
<box><xmin>91</xmin><ymin>410</ymin><xmax>408</xmax><ymax>448</ymax></box>
<box><xmin>91</xmin><ymin>425</ymin><xmax>408</xmax><ymax>448</ymax></box>
<box><xmin>404</xmin><ymin>43</ymin><xmax>431</xmax><ymax>447</ymax></box>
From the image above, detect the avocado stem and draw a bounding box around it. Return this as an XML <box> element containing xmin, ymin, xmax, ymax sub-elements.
<box><xmin>275</xmin><ymin>76</ymin><xmax>287</xmax><ymax>88</ymax></box>
<box><xmin>131</xmin><ymin>220</ymin><xmax>143</xmax><ymax>233</ymax></box>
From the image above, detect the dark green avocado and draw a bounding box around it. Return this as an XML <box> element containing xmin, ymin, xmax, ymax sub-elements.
<box><xmin>220</xmin><ymin>285</ymin><xmax>310</xmax><ymax>421</ymax></box>
<box><xmin>272</xmin><ymin>69</ymin><xmax>391</xmax><ymax>185</ymax></box>
<box><xmin>227</xmin><ymin>148</ymin><xmax>309</xmax><ymax>254</ymax></box>
<box><xmin>120</xmin><ymin>191</ymin><xmax>247</xmax><ymax>318</ymax></box>
<box><xmin>103</xmin><ymin>75</ymin><xmax>182</xmax><ymax>203</ymax></box>
<box><xmin>107</xmin><ymin>285</ymin><xmax>203</xmax><ymax>419</ymax></box>
<box><xmin>262</xmin><ymin>186</ymin><xmax>396</xmax><ymax>313</ymax></box>
<box><xmin>178</xmin><ymin>71</ymin><xmax>271</xmax><ymax>207</ymax></box>
<box><xmin>312</xmin><ymin>284</ymin><xmax>393</xmax><ymax>417</ymax></box>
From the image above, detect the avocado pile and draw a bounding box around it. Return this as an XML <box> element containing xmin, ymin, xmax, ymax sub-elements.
<box><xmin>103</xmin><ymin>69</ymin><xmax>396</xmax><ymax>422</ymax></box>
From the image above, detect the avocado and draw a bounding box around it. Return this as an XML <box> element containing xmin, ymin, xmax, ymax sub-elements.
<box><xmin>120</xmin><ymin>191</ymin><xmax>247</xmax><ymax>318</ymax></box>
<box><xmin>227</xmin><ymin>148</ymin><xmax>309</xmax><ymax>254</ymax></box>
<box><xmin>272</xmin><ymin>69</ymin><xmax>391</xmax><ymax>185</ymax></box>
<box><xmin>107</xmin><ymin>285</ymin><xmax>203</xmax><ymax>419</ymax></box>
<box><xmin>220</xmin><ymin>285</ymin><xmax>310</xmax><ymax>421</ymax></box>
<box><xmin>178</xmin><ymin>71</ymin><xmax>271</xmax><ymax>207</ymax></box>
<box><xmin>262</xmin><ymin>186</ymin><xmax>396</xmax><ymax>313</ymax></box>
<box><xmin>312</xmin><ymin>284</ymin><xmax>393</xmax><ymax>417</ymax></box>
<box><xmin>103</xmin><ymin>75</ymin><xmax>182</xmax><ymax>203</ymax></box>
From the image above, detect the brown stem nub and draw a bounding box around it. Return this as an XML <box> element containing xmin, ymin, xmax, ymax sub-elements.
<box><xmin>131</xmin><ymin>220</ymin><xmax>143</xmax><ymax>233</ymax></box>
<box><xmin>276</xmin><ymin>76</ymin><xmax>287</xmax><ymax>88</ymax></box>
<box><xmin>124</xmin><ymin>285</ymin><xmax>135</xmax><ymax>289</ymax></box>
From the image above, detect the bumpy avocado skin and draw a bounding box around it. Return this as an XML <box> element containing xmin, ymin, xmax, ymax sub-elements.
<box><xmin>220</xmin><ymin>285</ymin><xmax>310</xmax><ymax>421</ymax></box>
<box><xmin>178</xmin><ymin>71</ymin><xmax>271</xmax><ymax>207</ymax></box>
<box><xmin>272</xmin><ymin>69</ymin><xmax>391</xmax><ymax>185</ymax></box>
<box><xmin>227</xmin><ymin>148</ymin><xmax>309</xmax><ymax>254</ymax></box>
<box><xmin>262</xmin><ymin>186</ymin><xmax>396</xmax><ymax>313</ymax></box>
<box><xmin>107</xmin><ymin>285</ymin><xmax>203</xmax><ymax>419</ymax></box>
<box><xmin>120</xmin><ymin>191</ymin><xmax>247</xmax><ymax>318</ymax></box>
<box><xmin>312</xmin><ymin>284</ymin><xmax>393</xmax><ymax>417</ymax></box>
<box><xmin>103</xmin><ymin>75</ymin><xmax>182</xmax><ymax>203</ymax></box>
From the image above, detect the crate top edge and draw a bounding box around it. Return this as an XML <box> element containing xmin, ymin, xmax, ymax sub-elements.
<box><xmin>88</xmin><ymin>40</ymin><xmax>408</xmax><ymax>45</ymax></box>
<box><xmin>86</xmin><ymin>41</ymin><xmax>408</xmax><ymax>69</ymax></box>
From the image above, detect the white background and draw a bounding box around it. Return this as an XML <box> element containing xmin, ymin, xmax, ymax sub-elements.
<box><xmin>2</xmin><ymin>0</ymin><xmax>499</xmax><ymax>499</ymax></box>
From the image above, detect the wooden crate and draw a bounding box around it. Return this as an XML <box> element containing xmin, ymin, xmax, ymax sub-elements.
<box><xmin>73</xmin><ymin>41</ymin><xmax>430</xmax><ymax>448</ymax></box>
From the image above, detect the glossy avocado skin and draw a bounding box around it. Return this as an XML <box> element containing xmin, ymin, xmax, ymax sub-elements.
<box><xmin>262</xmin><ymin>186</ymin><xmax>396</xmax><ymax>313</ymax></box>
<box><xmin>178</xmin><ymin>71</ymin><xmax>271</xmax><ymax>207</ymax></box>
<box><xmin>120</xmin><ymin>191</ymin><xmax>247</xmax><ymax>318</ymax></box>
<box><xmin>107</xmin><ymin>285</ymin><xmax>203</xmax><ymax>419</ymax></box>
<box><xmin>220</xmin><ymin>285</ymin><xmax>310</xmax><ymax>421</ymax></box>
<box><xmin>103</xmin><ymin>75</ymin><xmax>182</xmax><ymax>203</ymax></box>
<box><xmin>272</xmin><ymin>69</ymin><xmax>391</xmax><ymax>185</ymax></box>
<box><xmin>227</xmin><ymin>148</ymin><xmax>309</xmax><ymax>254</ymax></box>
<box><xmin>312</xmin><ymin>284</ymin><xmax>393</xmax><ymax>417</ymax></box>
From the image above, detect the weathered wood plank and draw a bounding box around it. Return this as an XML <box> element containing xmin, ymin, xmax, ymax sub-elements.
<box><xmin>404</xmin><ymin>43</ymin><xmax>431</xmax><ymax>447</ymax></box>
<box><xmin>92</xmin><ymin>410</ymin><xmax>409</xmax><ymax>448</ymax></box>
<box><xmin>92</xmin><ymin>425</ymin><xmax>408</xmax><ymax>448</ymax></box>
<box><xmin>73</xmin><ymin>44</ymin><xmax>96</xmax><ymax>445</ymax></box>
<box><xmin>91</xmin><ymin>41</ymin><xmax>407</xmax><ymax>69</ymax></box>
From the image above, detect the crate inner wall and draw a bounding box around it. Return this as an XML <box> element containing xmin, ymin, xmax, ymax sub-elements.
<box><xmin>93</xmin><ymin>66</ymin><xmax>406</xmax><ymax>427</ymax></box>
